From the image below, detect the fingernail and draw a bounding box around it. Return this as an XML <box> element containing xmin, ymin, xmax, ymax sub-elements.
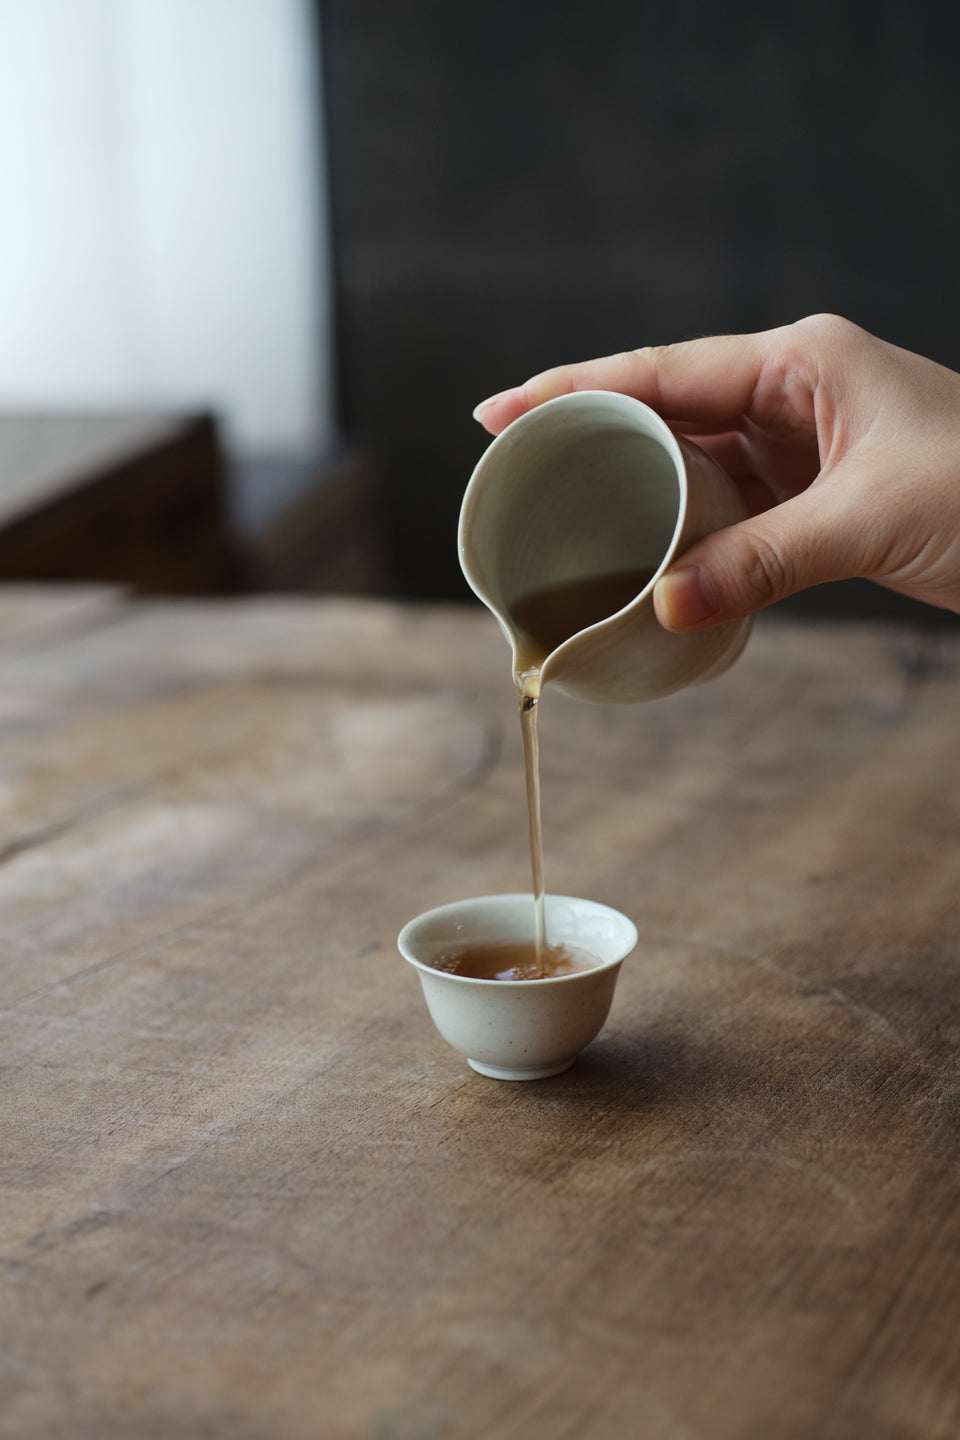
<box><xmin>472</xmin><ymin>390</ymin><xmax>508</xmax><ymax>421</ymax></box>
<box><xmin>654</xmin><ymin>565</ymin><xmax>721</xmax><ymax>631</ymax></box>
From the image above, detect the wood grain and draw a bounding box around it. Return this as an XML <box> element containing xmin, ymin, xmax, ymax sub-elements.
<box><xmin>0</xmin><ymin>590</ymin><xmax>958</xmax><ymax>1439</ymax></box>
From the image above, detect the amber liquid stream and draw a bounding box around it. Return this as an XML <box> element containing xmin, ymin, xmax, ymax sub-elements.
<box><xmin>504</xmin><ymin>567</ymin><xmax>654</xmax><ymax>978</ymax></box>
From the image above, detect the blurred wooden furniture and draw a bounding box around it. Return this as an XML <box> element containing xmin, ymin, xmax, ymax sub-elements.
<box><xmin>0</xmin><ymin>413</ymin><xmax>237</xmax><ymax>592</ymax></box>
<box><xmin>239</xmin><ymin>447</ymin><xmax>386</xmax><ymax>593</ymax></box>
<box><xmin>1</xmin><ymin>589</ymin><xmax>959</xmax><ymax>1439</ymax></box>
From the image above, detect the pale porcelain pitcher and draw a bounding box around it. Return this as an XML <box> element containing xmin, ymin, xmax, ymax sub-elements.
<box><xmin>458</xmin><ymin>390</ymin><xmax>752</xmax><ymax>703</ymax></box>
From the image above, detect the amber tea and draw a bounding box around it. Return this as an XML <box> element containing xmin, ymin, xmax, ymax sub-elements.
<box><xmin>433</xmin><ymin>940</ymin><xmax>600</xmax><ymax>982</ymax></box>
<box><xmin>508</xmin><ymin>566</ymin><xmax>653</xmax><ymax>975</ymax></box>
<box><xmin>511</xmin><ymin>567</ymin><xmax>656</xmax><ymax>683</ymax></box>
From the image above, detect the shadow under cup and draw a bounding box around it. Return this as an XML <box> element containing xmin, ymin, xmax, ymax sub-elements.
<box><xmin>398</xmin><ymin>893</ymin><xmax>638</xmax><ymax>1081</ymax></box>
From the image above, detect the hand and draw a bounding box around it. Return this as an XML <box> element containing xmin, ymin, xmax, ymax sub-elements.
<box><xmin>472</xmin><ymin>314</ymin><xmax>960</xmax><ymax>630</ymax></box>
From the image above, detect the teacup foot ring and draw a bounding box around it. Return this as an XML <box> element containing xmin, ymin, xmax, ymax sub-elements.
<box><xmin>468</xmin><ymin>1056</ymin><xmax>576</xmax><ymax>1082</ymax></box>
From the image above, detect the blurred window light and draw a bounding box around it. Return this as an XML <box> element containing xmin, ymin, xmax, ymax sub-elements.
<box><xmin>0</xmin><ymin>0</ymin><xmax>331</xmax><ymax>461</ymax></box>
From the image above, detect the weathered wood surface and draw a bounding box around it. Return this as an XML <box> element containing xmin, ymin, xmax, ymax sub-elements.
<box><xmin>1</xmin><ymin>590</ymin><xmax>959</xmax><ymax>1440</ymax></box>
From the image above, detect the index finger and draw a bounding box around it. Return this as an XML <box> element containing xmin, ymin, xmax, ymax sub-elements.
<box><xmin>473</xmin><ymin>331</ymin><xmax>773</xmax><ymax>435</ymax></box>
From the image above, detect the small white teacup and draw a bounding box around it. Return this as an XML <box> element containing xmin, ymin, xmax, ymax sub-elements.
<box><xmin>398</xmin><ymin>893</ymin><xmax>638</xmax><ymax>1081</ymax></box>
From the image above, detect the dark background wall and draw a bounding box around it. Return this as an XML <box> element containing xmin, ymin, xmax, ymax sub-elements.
<box><xmin>319</xmin><ymin>0</ymin><xmax>960</xmax><ymax>618</ymax></box>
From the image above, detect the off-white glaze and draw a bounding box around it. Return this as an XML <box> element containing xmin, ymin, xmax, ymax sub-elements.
<box><xmin>398</xmin><ymin>893</ymin><xmax>638</xmax><ymax>1080</ymax></box>
<box><xmin>458</xmin><ymin>390</ymin><xmax>752</xmax><ymax>704</ymax></box>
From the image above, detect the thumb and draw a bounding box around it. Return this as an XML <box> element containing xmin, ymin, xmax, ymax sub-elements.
<box><xmin>653</xmin><ymin>485</ymin><xmax>866</xmax><ymax>632</ymax></box>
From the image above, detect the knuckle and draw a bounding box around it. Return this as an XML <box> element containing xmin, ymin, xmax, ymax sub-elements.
<box><xmin>629</xmin><ymin>346</ymin><xmax>669</xmax><ymax>408</ymax></box>
<box><xmin>793</xmin><ymin>312</ymin><xmax>863</xmax><ymax>351</ymax></box>
<box><xmin>631</xmin><ymin>344</ymin><xmax>669</xmax><ymax>364</ymax></box>
<box><xmin>741</xmin><ymin>530</ymin><xmax>792</xmax><ymax>606</ymax></box>
<box><xmin>524</xmin><ymin>366</ymin><xmax>571</xmax><ymax>403</ymax></box>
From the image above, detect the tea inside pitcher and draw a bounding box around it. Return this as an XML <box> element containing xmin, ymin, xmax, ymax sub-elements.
<box><xmin>510</xmin><ymin>566</ymin><xmax>655</xmax><ymax>975</ymax></box>
<box><xmin>511</xmin><ymin>568</ymin><xmax>657</xmax><ymax>686</ymax></box>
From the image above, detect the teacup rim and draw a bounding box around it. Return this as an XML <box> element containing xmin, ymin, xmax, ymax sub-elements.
<box><xmin>397</xmin><ymin>891</ymin><xmax>638</xmax><ymax>987</ymax></box>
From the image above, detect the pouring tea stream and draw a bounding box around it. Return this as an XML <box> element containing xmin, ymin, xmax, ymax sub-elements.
<box><xmin>458</xmin><ymin>390</ymin><xmax>752</xmax><ymax>972</ymax></box>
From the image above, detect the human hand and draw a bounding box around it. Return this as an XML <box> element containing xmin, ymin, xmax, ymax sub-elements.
<box><xmin>472</xmin><ymin>314</ymin><xmax>960</xmax><ymax>630</ymax></box>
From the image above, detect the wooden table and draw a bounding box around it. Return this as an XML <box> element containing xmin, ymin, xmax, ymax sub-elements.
<box><xmin>1</xmin><ymin>588</ymin><xmax>959</xmax><ymax>1440</ymax></box>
